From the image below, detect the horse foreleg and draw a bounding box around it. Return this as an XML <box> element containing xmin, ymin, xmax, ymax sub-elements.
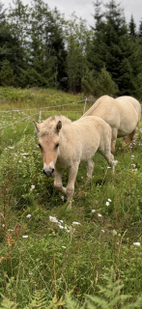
<box><xmin>87</xmin><ymin>158</ymin><xmax>94</xmax><ymax>178</ymax></box>
<box><xmin>111</xmin><ymin>128</ymin><xmax>118</xmax><ymax>154</ymax></box>
<box><xmin>66</xmin><ymin>164</ymin><xmax>79</xmax><ymax>209</ymax></box>
<box><xmin>54</xmin><ymin>167</ymin><xmax>66</xmax><ymax>195</ymax></box>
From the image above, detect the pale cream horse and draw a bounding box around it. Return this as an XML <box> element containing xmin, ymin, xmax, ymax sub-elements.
<box><xmin>34</xmin><ymin>115</ymin><xmax>114</xmax><ymax>208</ymax></box>
<box><xmin>116</xmin><ymin>96</ymin><xmax>141</xmax><ymax>145</ymax></box>
<box><xmin>82</xmin><ymin>95</ymin><xmax>140</xmax><ymax>154</ymax></box>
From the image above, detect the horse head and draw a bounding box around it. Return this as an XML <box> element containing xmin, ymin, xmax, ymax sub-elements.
<box><xmin>33</xmin><ymin>118</ymin><xmax>62</xmax><ymax>177</ymax></box>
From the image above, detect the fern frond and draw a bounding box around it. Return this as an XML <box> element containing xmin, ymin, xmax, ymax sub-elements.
<box><xmin>65</xmin><ymin>294</ymin><xmax>85</xmax><ymax>309</ymax></box>
<box><xmin>0</xmin><ymin>294</ymin><xmax>18</xmax><ymax>309</ymax></box>
<box><xmin>24</xmin><ymin>290</ymin><xmax>47</xmax><ymax>309</ymax></box>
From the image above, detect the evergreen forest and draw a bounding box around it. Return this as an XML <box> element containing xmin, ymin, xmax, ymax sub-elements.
<box><xmin>1</xmin><ymin>0</ymin><xmax>142</xmax><ymax>98</ymax></box>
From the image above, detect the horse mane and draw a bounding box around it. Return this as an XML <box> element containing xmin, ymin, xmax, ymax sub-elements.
<box><xmin>38</xmin><ymin>115</ymin><xmax>72</xmax><ymax>136</ymax></box>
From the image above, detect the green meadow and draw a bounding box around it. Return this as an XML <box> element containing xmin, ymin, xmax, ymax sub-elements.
<box><xmin>1</xmin><ymin>87</ymin><xmax>142</xmax><ymax>308</ymax></box>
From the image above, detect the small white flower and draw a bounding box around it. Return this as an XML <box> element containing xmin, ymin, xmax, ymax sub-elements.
<box><xmin>30</xmin><ymin>185</ymin><xmax>35</xmax><ymax>191</ymax></box>
<box><xmin>81</xmin><ymin>176</ymin><xmax>83</xmax><ymax>179</ymax></box>
<box><xmin>112</xmin><ymin>229</ymin><xmax>117</xmax><ymax>236</ymax></box>
<box><xmin>26</xmin><ymin>214</ymin><xmax>31</xmax><ymax>218</ymax></box>
<box><xmin>107</xmin><ymin>166</ymin><xmax>111</xmax><ymax>169</ymax></box>
<box><xmin>108</xmin><ymin>198</ymin><xmax>112</xmax><ymax>202</ymax></box>
<box><xmin>62</xmin><ymin>246</ymin><xmax>66</xmax><ymax>249</ymax></box>
<box><xmin>19</xmin><ymin>160</ymin><xmax>22</xmax><ymax>163</ymax></box>
<box><xmin>72</xmin><ymin>221</ymin><xmax>81</xmax><ymax>225</ymax></box>
<box><xmin>98</xmin><ymin>213</ymin><xmax>102</xmax><ymax>217</ymax></box>
<box><xmin>91</xmin><ymin>209</ymin><xmax>96</xmax><ymax>213</ymax></box>
<box><xmin>58</xmin><ymin>225</ymin><xmax>64</xmax><ymax>229</ymax></box>
<box><xmin>113</xmin><ymin>160</ymin><xmax>118</xmax><ymax>166</ymax></box>
<box><xmin>21</xmin><ymin>153</ymin><xmax>29</xmax><ymax>156</ymax></box>
<box><xmin>106</xmin><ymin>201</ymin><xmax>110</xmax><ymax>206</ymax></box>
<box><xmin>9</xmin><ymin>146</ymin><xmax>14</xmax><ymax>149</ymax></box>
<box><xmin>133</xmin><ymin>242</ymin><xmax>140</xmax><ymax>246</ymax></box>
<box><xmin>131</xmin><ymin>164</ymin><xmax>136</xmax><ymax>168</ymax></box>
<box><xmin>60</xmin><ymin>220</ymin><xmax>63</xmax><ymax>223</ymax></box>
<box><xmin>22</xmin><ymin>235</ymin><xmax>28</xmax><ymax>238</ymax></box>
<box><xmin>8</xmin><ymin>229</ymin><xmax>14</xmax><ymax>232</ymax></box>
<box><xmin>101</xmin><ymin>229</ymin><xmax>105</xmax><ymax>233</ymax></box>
<box><xmin>131</xmin><ymin>155</ymin><xmax>135</xmax><ymax>159</ymax></box>
<box><xmin>2</xmin><ymin>224</ymin><xmax>5</xmax><ymax>227</ymax></box>
<box><xmin>49</xmin><ymin>216</ymin><xmax>58</xmax><ymax>223</ymax></box>
<box><xmin>61</xmin><ymin>196</ymin><xmax>64</xmax><ymax>201</ymax></box>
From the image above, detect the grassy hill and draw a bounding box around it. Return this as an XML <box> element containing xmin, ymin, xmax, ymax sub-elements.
<box><xmin>0</xmin><ymin>87</ymin><xmax>142</xmax><ymax>308</ymax></box>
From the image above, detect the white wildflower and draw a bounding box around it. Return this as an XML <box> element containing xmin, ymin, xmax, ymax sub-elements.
<box><xmin>19</xmin><ymin>160</ymin><xmax>22</xmax><ymax>163</ymax></box>
<box><xmin>101</xmin><ymin>229</ymin><xmax>105</xmax><ymax>233</ymax></box>
<box><xmin>9</xmin><ymin>146</ymin><xmax>14</xmax><ymax>149</ymax></box>
<box><xmin>22</xmin><ymin>235</ymin><xmax>28</xmax><ymax>238</ymax></box>
<box><xmin>21</xmin><ymin>153</ymin><xmax>29</xmax><ymax>156</ymax></box>
<box><xmin>72</xmin><ymin>221</ymin><xmax>81</xmax><ymax>225</ymax></box>
<box><xmin>98</xmin><ymin>213</ymin><xmax>102</xmax><ymax>217</ymax></box>
<box><xmin>8</xmin><ymin>229</ymin><xmax>14</xmax><ymax>232</ymax></box>
<box><xmin>2</xmin><ymin>224</ymin><xmax>5</xmax><ymax>227</ymax></box>
<box><xmin>81</xmin><ymin>176</ymin><xmax>83</xmax><ymax>179</ymax></box>
<box><xmin>91</xmin><ymin>209</ymin><xmax>96</xmax><ymax>213</ymax></box>
<box><xmin>62</xmin><ymin>246</ymin><xmax>66</xmax><ymax>249</ymax></box>
<box><xmin>112</xmin><ymin>229</ymin><xmax>117</xmax><ymax>236</ymax></box>
<box><xmin>131</xmin><ymin>164</ymin><xmax>136</xmax><ymax>168</ymax></box>
<box><xmin>30</xmin><ymin>185</ymin><xmax>35</xmax><ymax>191</ymax></box>
<box><xmin>60</xmin><ymin>220</ymin><xmax>63</xmax><ymax>223</ymax></box>
<box><xmin>107</xmin><ymin>166</ymin><xmax>111</xmax><ymax>169</ymax></box>
<box><xmin>106</xmin><ymin>201</ymin><xmax>110</xmax><ymax>206</ymax></box>
<box><xmin>133</xmin><ymin>242</ymin><xmax>140</xmax><ymax>246</ymax></box>
<box><xmin>26</xmin><ymin>214</ymin><xmax>31</xmax><ymax>218</ymax></box>
<box><xmin>58</xmin><ymin>224</ymin><xmax>64</xmax><ymax>229</ymax></box>
<box><xmin>131</xmin><ymin>155</ymin><xmax>134</xmax><ymax>159</ymax></box>
<box><xmin>49</xmin><ymin>216</ymin><xmax>58</xmax><ymax>223</ymax></box>
<box><xmin>61</xmin><ymin>196</ymin><xmax>64</xmax><ymax>201</ymax></box>
<box><xmin>108</xmin><ymin>198</ymin><xmax>112</xmax><ymax>202</ymax></box>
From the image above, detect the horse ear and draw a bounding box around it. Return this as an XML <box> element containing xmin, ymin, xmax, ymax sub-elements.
<box><xmin>56</xmin><ymin>120</ymin><xmax>62</xmax><ymax>133</ymax></box>
<box><xmin>33</xmin><ymin>121</ymin><xmax>40</xmax><ymax>132</ymax></box>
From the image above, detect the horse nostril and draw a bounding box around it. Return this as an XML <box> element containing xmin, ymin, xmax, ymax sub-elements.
<box><xmin>51</xmin><ymin>168</ymin><xmax>55</xmax><ymax>173</ymax></box>
<box><xmin>43</xmin><ymin>169</ymin><xmax>47</xmax><ymax>176</ymax></box>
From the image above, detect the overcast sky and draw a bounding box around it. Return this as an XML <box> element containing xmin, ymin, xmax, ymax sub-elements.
<box><xmin>3</xmin><ymin>0</ymin><xmax>142</xmax><ymax>29</ymax></box>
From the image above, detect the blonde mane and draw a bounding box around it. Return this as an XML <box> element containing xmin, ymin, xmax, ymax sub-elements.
<box><xmin>38</xmin><ymin>115</ymin><xmax>72</xmax><ymax>136</ymax></box>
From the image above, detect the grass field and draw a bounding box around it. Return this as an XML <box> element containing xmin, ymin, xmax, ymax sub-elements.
<box><xmin>0</xmin><ymin>87</ymin><xmax>142</xmax><ymax>308</ymax></box>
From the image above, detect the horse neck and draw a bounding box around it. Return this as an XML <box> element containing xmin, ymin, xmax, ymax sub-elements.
<box><xmin>83</xmin><ymin>98</ymin><xmax>102</xmax><ymax>117</ymax></box>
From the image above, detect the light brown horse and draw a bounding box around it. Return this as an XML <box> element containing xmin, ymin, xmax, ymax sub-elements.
<box><xmin>82</xmin><ymin>95</ymin><xmax>140</xmax><ymax>153</ymax></box>
<box><xmin>34</xmin><ymin>115</ymin><xmax>114</xmax><ymax>208</ymax></box>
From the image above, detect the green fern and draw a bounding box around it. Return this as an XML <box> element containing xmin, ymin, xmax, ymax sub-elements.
<box><xmin>65</xmin><ymin>294</ymin><xmax>85</xmax><ymax>309</ymax></box>
<box><xmin>65</xmin><ymin>267</ymin><xmax>142</xmax><ymax>309</ymax></box>
<box><xmin>0</xmin><ymin>294</ymin><xmax>18</xmax><ymax>309</ymax></box>
<box><xmin>24</xmin><ymin>290</ymin><xmax>47</xmax><ymax>309</ymax></box>
<box><xmin>24</xmin><ymin>292</ymin><xmax>65</xmax><ymax>309</ymax></box>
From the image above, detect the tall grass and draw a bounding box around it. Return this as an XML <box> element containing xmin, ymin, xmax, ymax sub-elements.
<box><xmin>0</xmin><ymin>87</ymin><xmax>142</xmax><ymax>308</ymax></box>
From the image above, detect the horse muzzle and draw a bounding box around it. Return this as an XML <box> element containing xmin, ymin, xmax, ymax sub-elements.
<box><xmin>43</xmin><ymin>168</ymin><xmax>55</xmax><ymax>177</ymax></box>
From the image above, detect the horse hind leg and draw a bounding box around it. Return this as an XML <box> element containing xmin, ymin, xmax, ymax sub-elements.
<box><xmin>123</xmin><ymin>128</ymin><xmax>137</xmax><ymax>149</ymax></box>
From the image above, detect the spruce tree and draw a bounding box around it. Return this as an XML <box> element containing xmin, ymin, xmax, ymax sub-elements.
<box><xmin>88</xmin><ymin>0</ymin><xmax>142</xmax><ymax>96</ymax></box>
<box><xmin>129</xmin><ymin>15</ymin><xmax>137</xmax><ymax>38</ymax></box>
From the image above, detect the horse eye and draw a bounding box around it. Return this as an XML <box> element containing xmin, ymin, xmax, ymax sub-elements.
<box><xmin>55</xmin><ymin>143</ymin><xmax>59</xmax><ymax>148</ymax></box>
<box><xmin>38</xmin><ymin>144</ymin><xmax>42</xmax><ymax>149</ymax></box>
